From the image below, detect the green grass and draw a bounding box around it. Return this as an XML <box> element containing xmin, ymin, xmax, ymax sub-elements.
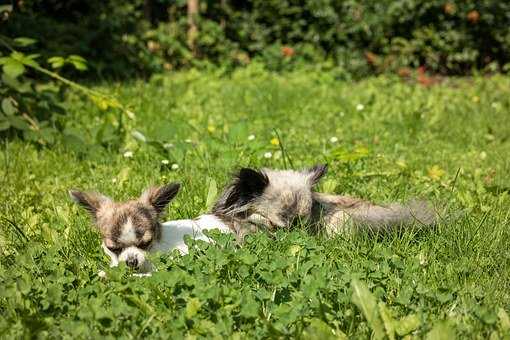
<box><xmin>1</xmin><ymin>66</ymin><xmax>510</xmax><ymax>338</ymax></box>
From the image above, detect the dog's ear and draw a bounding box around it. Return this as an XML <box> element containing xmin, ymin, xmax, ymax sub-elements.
<box><xmin>213</xmin><ymin>168</ymin><xmax>269</xmax><ymax>215</ymax></box>
<box><xmin>140</xmin><ymin>183</ymin><xmax>180</xmax><ymax>214</ymax></box>
<box><xmin>237</xmin><ymin>168</ymin><xmax>269</xmax><ymax>199</ymax></box>
<box><xmin>307</xmin><ymin>164</ymin><xmax>327</xmax><ymax>185</ymax></box>
<box><xmin>69</xmin><ymin>190</ymin><xmax>111</xmax><ymax>216</ymax></box>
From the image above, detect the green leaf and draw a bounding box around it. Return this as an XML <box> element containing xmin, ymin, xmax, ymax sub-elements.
<box><xmin>205</xmin><ymin>177</ymin><xmax>218</xmax><ymax>210</ymax></box>
<box><xmin>48</xmin><ymin>56</ymin><xmax>65</xmax><ymax>69</ymax></box>
<box><xmin>2</xmin><ymin>97</ymin><xmax>18</xmax><ymax>116</ymax></box>
<box><xmin>13</xmin><ymin>37</ymin><xmax>37</xmax><ymax>47</ymax></box>
<box><xmin>426</xmin><ymin>321</ymin><xmax>455</xmax><ymax>340</ymax></box>
<box><xmin>3</xmin><ymin>59</ymin><xmax>25</xmax><ymax>78</ymax></box>
<box><xmin>47</xmin><ymin>56</ymin><xmax>64</xmax><ymax>63</ymax></box>
<box><xmin>288</xmin><ymin>244</ymin><xmax>302</xmax><ymax>256</ymax></box>
<box><xmin>395</xmin><ymin>286</ymin><xmax>413</xmax><ymax>305</ymax></box>
<box><xmin>321</xmin><ymin>178</ymin><xmax>338</xmax><ymax>193</ymax></box>
<box><xmin>378</xmin><ymin>302</ymin><xmax>396</xmax><ymax>340</ymax></box>
<box><xmin>68</xmin><ymin>55</ymin><xmax>87</xmax><ymax>63</ymax></box>
<box><xmin>239</xmin><ymin>252</ymin><xmax>257</xmax><ymax>265</ymax></box>
<box><xmin>0</xmin><ymin>117</ymin><xmax>10</xmax><ymax>131</ymax></box>
<box><xmin>498</xmin><ymin>308</ymin><xmax>510</xmax><ymax>332</ymax></box>
<box><xmin>22</xmin><ymin>54</ymin><xmax>40</xmax><ymax>67</ymax></box>
<box><xmin>7</xmin><ymin>115</ymin><xmax>30</xmax><ymax>130</ymax></box>
<box><xmin>303</xmin><ymin>318</ymin><xmax>347</xmax><ymax>340</ymax></box>
<box><xmin>351</xmin><ymin>279</ymin><xmax>385</xmax><ymax>340</ymax></box>
<box><xmin>395</xmin><ymin>314</ymin><xmax>421</xmax><ymax>336</ymax></box>
<box><xmin>26</xmin><ymin>54</ymin><xmax>40</xmax><ymax>60</ymax></box>
<box><xmin>68</xmin><ymin>55</ymin><xmax>88</xmax><ymax>71</ymax></box>
<box><xmin>10</xmin><ymin>51</ymin><xmax>26</xmax><ymax>62</ymax></box>
<box><xmin>1</xmin><ymin>73</ymin><xmax>30</xmax><ymax>93</ymax></box>
<box><xmin>69</xmin><ymin>60</ymin><xmax>88</xmax><ymax>71</ymax></box>
<box><xmin>435</xmin><ymin>291</ymin><xmax>453</xmax><ymax>303</ymax></box>
<box><xmin>185</xmin><ymin>297</ymin><xmax>202</xmax><ymax>319</ymax></box>
<box><xmin>239</xmin><ymin>295</ymin><xmax>259</xmax><ymax>318</ymax></box>
<box><xmin>16</xmin><ymin>276</ymin><xmax>31</xmax><ymax>294</ymax></box>
<box><xmin>475</xmin><ymin>306</ymin><xmax>498</xmax><ymax>324</ymax></box>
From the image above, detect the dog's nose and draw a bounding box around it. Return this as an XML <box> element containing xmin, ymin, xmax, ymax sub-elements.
<box><xmin>126</xmin><ymin>256</ymin><xmax>138</xmax><ymax>268</ymax></box>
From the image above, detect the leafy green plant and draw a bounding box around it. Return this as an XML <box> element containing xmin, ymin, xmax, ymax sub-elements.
<box><xmin>0</xmin><ymin>35</ymin><xmax>132</xmax><ymax>146</ymax></box>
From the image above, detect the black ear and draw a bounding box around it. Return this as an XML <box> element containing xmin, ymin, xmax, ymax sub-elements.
<box><xmin>307</xmin><ymin>164</ymin><xmax>327</xmax><ymax>185</ymax></box>
<box><xmin>237</xmin><ymin>168</ymin><xmax>269</xmax><ymax>198</ymax></box>
<box><xmin>140</xmin><ymin>183</ymin><xmax>180</xmax><ymax>214</ymax></box>
<box><xmin>212</xmin><ymin>168</ymin><xmax>269</xmax><ymax>215</ymax></box>
<box><xmin>69</xmin><ymin>190</ymin><xmax>110</xmax><ymax>216</ymax></box>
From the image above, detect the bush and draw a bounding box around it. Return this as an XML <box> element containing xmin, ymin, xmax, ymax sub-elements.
<box><xmin>0</xmin><ymin>34</ymin><xmax>130</xmax><ymax>147</ymax></box>
<box><xmin>1</xmin><ymin>1</ymin><xmax>509</xmax><ymax>77</ymax></box>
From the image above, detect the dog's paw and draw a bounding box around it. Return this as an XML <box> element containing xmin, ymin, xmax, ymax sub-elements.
<box><xmin>132</xmin><ymin>272</ymin><xmax>152</xmax><ymax>278</ymax></box>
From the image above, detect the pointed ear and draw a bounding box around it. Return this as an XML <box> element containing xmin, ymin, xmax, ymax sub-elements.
<box><xmin>140</xmin><ymin>183</ymin><xmax>180</xmax><ymax>214</ymax></box>
<box><xmin>237</xmin><ymin>168</ymin><xmax>269</xmax><ymax>198</ymax></box>
<box><xmin>69</xmin><ymin>190</ymin><xmax>111</xmax><ymax>216</ymax></box>
<box><xmin>307</xmin><ymin>164</ymin><xmax>327</xmax><ymax>185</ymax></box>
<box><xmin>212</xmin><ymin>168</ymin><xmax>269</xmax><ymax>215</ymax></box>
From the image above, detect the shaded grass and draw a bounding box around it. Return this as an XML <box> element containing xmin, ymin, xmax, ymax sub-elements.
<box><xmin>1</xmin><ymin>68</ymin><xmax>509</xmax><ymax>338</ymax></box>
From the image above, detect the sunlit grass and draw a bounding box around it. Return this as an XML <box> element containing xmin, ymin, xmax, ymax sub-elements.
<box><xmin>1</xmin><ymin>68</ymin><xmax>509</xmax><ymax>338</ymax></box>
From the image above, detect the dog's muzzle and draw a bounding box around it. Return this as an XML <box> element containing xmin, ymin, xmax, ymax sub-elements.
<box><xmin>126</xmin><ymin>255</ymin><xmax>139</xmax><ymax>268</ymax></box>
<box><xmin>118</xmin><ymin>246</ymin><xmax>146</xmax><ymax>270</ymax></box>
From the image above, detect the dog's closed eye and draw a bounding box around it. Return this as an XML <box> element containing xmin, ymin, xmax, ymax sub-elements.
<box><xmin>107</xmin><ymin>246</ymin><xmax>123</xmax><ymax>255</ymax></box>
<box><xmin>138</xmin><ymin>241</ymin><xmax>151</xmax><ymax>250</ymax></box>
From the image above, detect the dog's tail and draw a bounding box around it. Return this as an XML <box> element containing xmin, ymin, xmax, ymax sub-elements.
<box><xmin>347</xmin><ymin>199</ymin><xmax>437</xmax><ymax>230</ymax></box>
<box><xmin>314</xmin><ymin>193</ymin><xmax>437</xmax><ymax>231</ymax></box>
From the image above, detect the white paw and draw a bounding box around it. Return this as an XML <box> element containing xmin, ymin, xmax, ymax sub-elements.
<box><xmin>132</xmin><ymin>272</ymin><xmax>152</xmax><ymax>277</ymax></box>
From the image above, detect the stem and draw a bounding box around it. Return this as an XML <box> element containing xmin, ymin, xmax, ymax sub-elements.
<box><xmin>28</xmin><ymin>63</ymin><xmax>113</xmax><ymax>102</ymax></box>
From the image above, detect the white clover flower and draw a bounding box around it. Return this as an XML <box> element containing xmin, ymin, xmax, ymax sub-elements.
<box><xmin>161</xmin><ymin>159</ymin><xmax>170</xmax><ymax>165</ymax></box>
<box><xmin>356</xmin><ymin>104</ymin><xmax>364</xmax><ymax>111</ymax></box>
<box><xmin>98</xmin><ymin>270</ymin><xmax>107</xmax><ymax>278</ymax></box>
<box><xmin>248</xmin><ymin>134</ymin><xmax>256</xmax><ymax>141</ymax></box>
<box><xmin>112</xmin><ymin>178</ymin><xmax>117</xmax><ymax>183</ymax></box>
<box><xmin>480</xmin><ymin>151</ymin><xmax>487</xmax><ymax>160</ymax></box>
<box><xmin>163</xmin><ymin>143</ymin><xmax>174</xmax><ymax>149</ymax></box>
<box><xmin>339</xmin><ymin>112</ymin><xmax>345</xmax><ymax>117</ymax></box>
<box><xmin>171</xmin><ymin>163</ymin><xmax>179</xmax><ymax>170</ymax></box>
<box><xmin>330</xmin><ymin>136</ymin><xmax>338</xmax><ymax>143</ymax></box>
<box><xmin>123</xmin><ymin>151</ymin><xmax>133</xmax><ymax>158</ymax></box>
<box><xmin>184</xmin><ymin>139</ymin><xmax>192</xmax><ymax>143</ymax></box>
<box><xmin>263</xmin><ymin>152</ymin><xmax>272</xmax><ymax>159</ymax></box>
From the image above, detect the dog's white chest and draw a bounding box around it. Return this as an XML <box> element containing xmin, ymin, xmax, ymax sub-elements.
<box><xmin>151</xmin><ymin>214</ymin><xmax>231</xmax><ymax>254</ymax></box>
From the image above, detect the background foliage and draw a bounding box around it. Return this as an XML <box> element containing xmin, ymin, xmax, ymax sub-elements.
<box><xmin>2</xmin><ymin>0</ymin><xmax>509</xmax><ymax>78</ymax></box>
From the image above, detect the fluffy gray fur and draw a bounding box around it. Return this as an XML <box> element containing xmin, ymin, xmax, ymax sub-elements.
<box><xmin>213</xmin><ymin>165</ymin><xmax>437</xmax><ymax>235</ymax></box>
<box><xmin>312</xmin><ymin>192</ymin><xmax>437</xmax><ymax>235</ymax></box>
